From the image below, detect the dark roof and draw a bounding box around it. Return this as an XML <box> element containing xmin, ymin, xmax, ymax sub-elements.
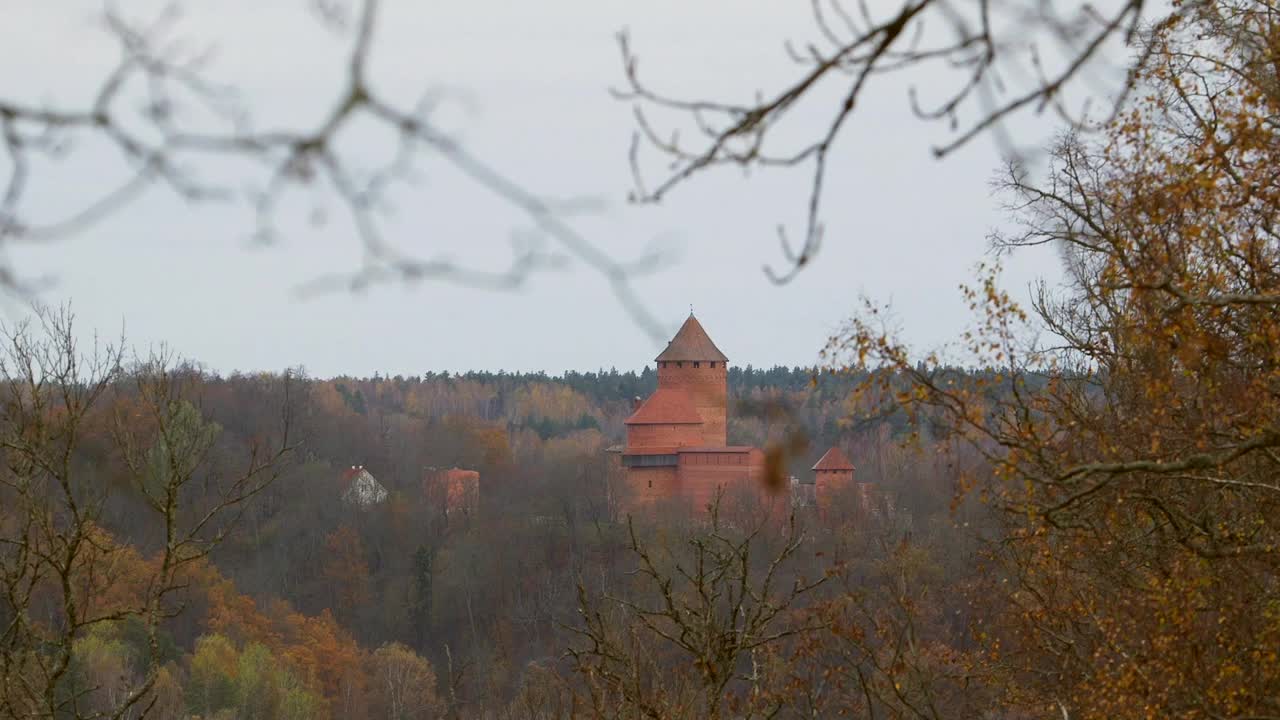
<box><xmin>812</xmin><ymin>447</ymin><xmax>855</xmax><ymax>471</ymax></box>
<box><xmin>622</xmin><ymin>445</ymin><xmax>681</xmax><ymax>456</ymax></box>
<box><xmin>624</xmin><ymin>388</ymin><xmax>703</xmax><ymax>425</ymax></box>
<box><xmin>656</xmin><ymin>314</ymin><xmax>729</xmax><ymax>363</ymax></box>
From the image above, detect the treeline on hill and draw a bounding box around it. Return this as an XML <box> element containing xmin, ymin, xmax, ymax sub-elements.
<box><xmin>151</xmin><ymin>363</ymin><xmax>971</xmax><ymax>652</ymax></box>
<box><xmin>1</xmin><ymin>314</ymin><xmax>986</xmax><ymax>719</ymax></box>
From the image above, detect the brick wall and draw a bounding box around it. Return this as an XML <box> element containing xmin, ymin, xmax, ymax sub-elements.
<box><xmin>626</xmin><ymin>422</ymin><xmax>703</xmax><ymax>448</ymax></box>
<box><xmin>622</xmin><ymin>465</ymin><xmax>681</xmax><ymax>511</ymax></box>
<box><xmin>815</xmin><ymin>468</ymin><xmax>856</xmax><ymax>521</ymax></box>
<box><xmin>657</xmin><ymin>363</ymin><xmax>727</xmax><ymax>446</ymax></box>
<box><xmin>677</xmin><ymin>449</ymin><xmax>765</xmax><ymax>511</ymax></box>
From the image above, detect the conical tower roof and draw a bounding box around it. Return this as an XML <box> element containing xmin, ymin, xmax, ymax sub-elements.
<box><xmin>812</xmin><ymin>446</ymin><xmax>855</xmax><ymax>471</ymax></box>
<box><xmin>655</xmin><ymin>314</ymin><xmax>729</xmax><ymax>363</ymax></box>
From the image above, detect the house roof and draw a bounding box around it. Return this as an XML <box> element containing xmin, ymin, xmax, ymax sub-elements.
<box><xmin>624</xmin><ymin>388</ymin><xmax>703</xmax><ymax>425</ymax></box>
<box><xmin>655</xmin><ymin>314</ymin><xmax>729</xmax><ymax>363</ymax></box>
<box><xmin>812</xmin><ymin>447</ymin><xmax>855</xmax><ymax>471</ymax></box>
<box><xmin>340</xmin><ymin>465</ymin><xmax>372</xmax><ymax>490</ymax></box>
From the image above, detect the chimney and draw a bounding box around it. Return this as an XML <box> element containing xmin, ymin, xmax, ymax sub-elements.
<box><xmin>632</xmin><ymin>396</ymin><xmax>642</xmax><ymax>410</ymax></box>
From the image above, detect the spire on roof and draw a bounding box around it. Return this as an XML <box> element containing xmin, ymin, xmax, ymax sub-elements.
<box><xmin>656</xmin><ymin>314</ymin><xmax>729</xmax><ymax>363</ymax></box>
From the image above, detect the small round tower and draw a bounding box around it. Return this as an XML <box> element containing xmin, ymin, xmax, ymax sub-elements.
<box><xmin>655</xmin><ymin>314</ymin><xmax>729</xmax><ymax>446</ymax></box>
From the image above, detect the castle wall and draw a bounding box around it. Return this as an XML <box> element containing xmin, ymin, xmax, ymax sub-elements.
<box><xmin>815</xmin><ymin>468</ymin><xmax>856</xmax><ymax>521</ymax></box>
<box><xmin>676</xmin><ymin>449</ymin><xmax>764</xmax><ymax>511</ymax></box>
<box><xmin>626</xmin><ymin>422</ymin><xmax>703</xmax><ymax>449</ymax></box>
<box><xmin>623</xmin><ymin>465</ymin><xmax>681</xmax><ymax>510</ymax></box>
<box><xmin>657</xmin><ymin>363</ymin><xmax>727</xmax><ymax>446</ymax></box>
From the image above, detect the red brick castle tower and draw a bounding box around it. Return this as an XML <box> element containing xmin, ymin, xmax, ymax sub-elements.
<box><xmin>655</xmin><ymin>314</ymin><xmax>729</xmax><ymax>446</ymax></box>
<box><xmin>619</xmin><ymin>314</ymin><xmax>765</xmax><ymax>512</ymax></box>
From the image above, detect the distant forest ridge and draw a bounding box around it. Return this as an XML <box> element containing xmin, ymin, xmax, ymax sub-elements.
<box><xmin>274</xmin><ymin>365</ymin><xmax>1011</xmax><ymax>401</ymax></box>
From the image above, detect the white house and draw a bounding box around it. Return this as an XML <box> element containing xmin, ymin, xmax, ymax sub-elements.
<box><xmin>340</xmin><ymin>465</ymin><xmax>388</xmax><ymax>507</ymax></box>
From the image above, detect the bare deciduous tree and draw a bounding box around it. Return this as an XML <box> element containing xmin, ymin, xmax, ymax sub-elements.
<box><xmin>568</xmin><ymin>499</ymin><xmax>826</xmax><ymax>719</ymax></box>
<box><xmin>0</xmin><ymin>1</ymin><xmax>668</xmax><ymax>337</ymax></box>
<box><xmin>1</xmin><ymin>1</ymin><xmax>1195</xmax><ymax>331</ymax></box>
<box><xmin>0</xmin><ymin>306</ymin><xmax>295</xmax><ymax>719</ymax></box>
<box><xmin>619</xmin><ymin>0</ymin><xmax>1170</xmax><ymax>282</ymax></box>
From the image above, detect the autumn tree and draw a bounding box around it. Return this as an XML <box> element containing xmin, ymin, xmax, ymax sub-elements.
<box><xmin>366</xmin><ymin>642</ymin><xmax>446</xmax><ymax>720</ymax></box>
<box><xmin>0</xmin><ymin>307</ymin><xmax>294</xmax><ymax>719</ymax></box>
<box><xmin>323</xmin><ymin>526</ymin><xmax>373</xmax><ymax>627</ymax></box>
<box><xmin>186</xmin><ymin>634</ymin><xmax>322</xmax><ymax>720</ymax></box>
<box><xmin>759</xmin><ymin>535</ymin><xmax>999</xmax><ymax>719</ymax></box>
<box><xmin>67</xmin><ymin>623</ymin><xmax>182</xmax><ymax>720</ymax></box>
<box><xmin>187</xmin><ymin>634</ymin><xmax>239</xmax><ymax>716</ymax></box>
<box><xmin>826</xmin><ymin>2</ymin><xmax>1280</xmax><ymax>715</ymax></box>
<box><xmin>568</xmin><ymin>500</ymin><xmax>826</xmax><ymax>719</ymax></box>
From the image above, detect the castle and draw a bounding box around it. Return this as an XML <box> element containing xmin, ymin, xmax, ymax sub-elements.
<box><xmin>617</xmin><ymin>313</ymin><xmax>856</xmax><ymax>516</ymax></box>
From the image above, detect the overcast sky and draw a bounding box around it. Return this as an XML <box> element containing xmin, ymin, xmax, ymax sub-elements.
<box><xmin>2</xmin><ymin>1</ymin><xmax>1092</xmax><ymax>377</ymax></box>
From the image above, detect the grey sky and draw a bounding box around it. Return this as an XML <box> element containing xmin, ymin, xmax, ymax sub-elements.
<box><xmin>3</xmin><ymin>1</ymin><xmax>1081</xmax><ymax>377</ymax></box>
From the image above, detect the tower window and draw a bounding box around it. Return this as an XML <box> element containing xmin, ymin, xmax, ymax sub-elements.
<box><xmin>677</xmin><ymin>361</ymin><xmax>683</xmax><ymax>368</ymax></box>
<box><xmin>648</xmin><ymin>479</ymin><xmax>653</xmax><ymax>488</ymax></box>
<box><xmin>693</xmin><ymin>361</ymin><xmax>701</xmax><ymax>368</ymax></box>
<box><xmin>710</xmin><ymin>362</ymin><xmax>717</xmax><ymax>368</ymax></box>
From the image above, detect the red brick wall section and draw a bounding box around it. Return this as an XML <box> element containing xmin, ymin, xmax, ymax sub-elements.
<box><xmin>622</xmin><ymin>466</ymin><xmax>681</xmax><ymax>513</ymax></box>
<box><xmin>620</xmin><ymin>447</ymin><xmax>788</xmax><ymax>519</ymax></box>
<box><xmin>676</xmin><ymin>449</ymin><xmax>765</xmax><ymax>513</ymax></box>
<box><xmin>626</xmin><ymin>422</ymin><xmax>704</xmax><ymax>449</ymax></box>
<box><xmin>657</xmin><ymin>364</ymin><xmax>727</xmax><ymax>446</ymax></box>
<box><xmin>815</xmin><ymin>468</ymin><xmax>856</xmax><ymax>521</ymax></box>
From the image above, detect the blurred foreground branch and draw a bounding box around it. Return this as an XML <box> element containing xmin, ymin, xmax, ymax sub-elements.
<box><xmin>0</xmin><ymin>1</ymin><xmax>667</xmax><ymax>339</ymax></box>
<box><xmin>619</xmin><ymin>0</ymin><xmax>1166</xmax><ymax>283</ymax></box>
